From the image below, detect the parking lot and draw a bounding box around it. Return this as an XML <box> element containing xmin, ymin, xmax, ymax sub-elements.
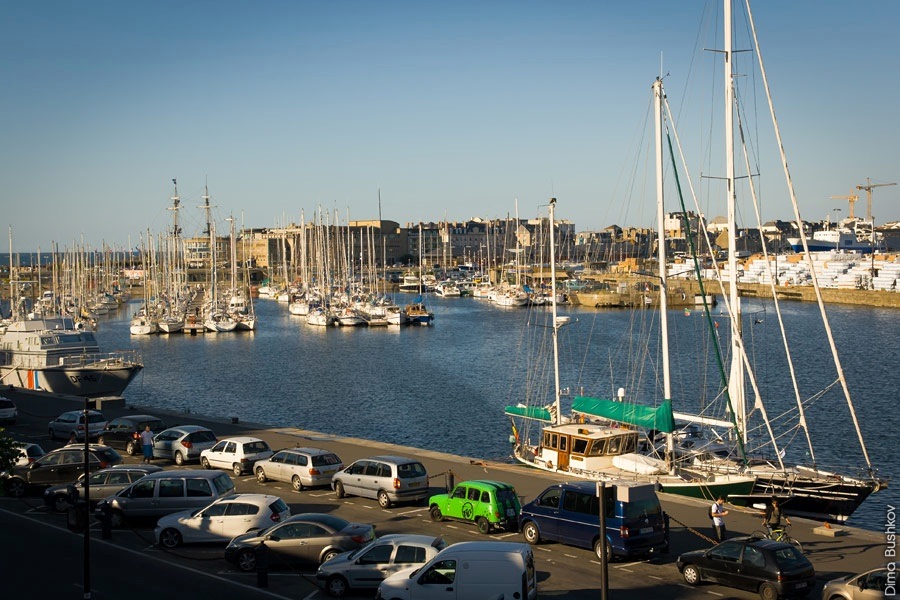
<box><xmin>1</xmin><ymin>391</ymin><xmax>889</xmax><ymax>599</ymax></box>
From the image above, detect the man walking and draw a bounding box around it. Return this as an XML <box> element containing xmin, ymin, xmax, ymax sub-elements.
<box><xmin>140</xmin><ymin>425</ymin><xmax>154</xmax><ymax>463</ymax></box>
<box><xmin>710</xmin><ymin>496</ymin><xmax>729</xmax><ymax>542</ymax></box>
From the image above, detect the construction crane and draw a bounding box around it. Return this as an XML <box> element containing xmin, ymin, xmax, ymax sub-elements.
<box><xmin>856</xmin><ymin>177</ymin><xmax>897</xmax><ymax>221</ymax></box>
<box><xmin>830</xmin><ymin>191</ymin><xmax>859</xmax><ymax>219</ymax></box>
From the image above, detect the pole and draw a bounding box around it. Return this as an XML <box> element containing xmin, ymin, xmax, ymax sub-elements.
<box><xmin>597</xmin><ymin>481</ymin><xmax>608</xmax><ymax>600</ymax></box>
<box><xmin>82</xmin><ymin>395</ymin><xmax>91</xmax><ymax>599</ymax></box>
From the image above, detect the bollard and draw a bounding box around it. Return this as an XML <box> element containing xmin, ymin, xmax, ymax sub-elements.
<box><xmin>256</xmin><ymin>541</ymin><xmax>269</xmax><ymax>588</ymax></box>
<box><xmin>98</xmin><ymin>503</ymin><xmax>112</xmax><ymax>539</ymax></box>
<box><xmin>445</xmin><ymin>469</ymin><xmax>455</xmax><ymax>492</ymax></box>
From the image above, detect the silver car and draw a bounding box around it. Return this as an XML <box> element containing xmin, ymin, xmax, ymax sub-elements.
<box><xmin>152</xmin><ymin>425</ymin><xmax>218</xmax><ymax>465</ymax></box>
<box><xmin>331</xmin><ymin>455</ymin><xmax>429</xmax><ymax>508</ymax></box>
<box><xmin>254</xmin><ymin>447</ymin><xmax>343</xmax><ymax>490</ymax></box>
<box><xmin>821</xmin><ymin>566</ymin><xmax>890</xmax><ymax>599</ymax></box>
<box><xmin>42</xmin><ymin>464</ymin><xmax>163</xmax><ymax>512</ymax></box>
<box><xmin>48</xmin><ymin>410</ymin><xmax>107</xmax><ymax>441</ymax></box>
<box><xmin>315</xmin><ymin>534</ymin><xmax>447</xmax><ymax>598</ymax></box>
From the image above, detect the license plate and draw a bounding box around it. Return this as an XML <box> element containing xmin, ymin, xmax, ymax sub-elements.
<box><xmin>408</xmin><ymin>482</ymin><xmax>420</xmax><ymax>488</ymax></box>
<box><xmin>506</xmin><ymin>508</ymin><xmax>516</xmax><ymax>517</ymax></box>
<box><xmin>639</xmin><ymin>527</ymin><xmax>653</xmax><ymax>534</ymax></box>
<box><xmin>796</xmin><ymin>583</ymin><xmax>807</xmax><ymax>589</ymax></box>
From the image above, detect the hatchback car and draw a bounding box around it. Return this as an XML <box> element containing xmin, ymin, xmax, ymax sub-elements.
<box><xmin>821</xmin><ymin>566</ymin><xmax>891</xmax><ymax>599</ymax></box>
<box><xmin>200</xmin><ymin>436</ymin><xmax>274</xmax><ymax>475</ymax></box>
<box><xmin>42</xmin><ymin>464</ymin><xmax>163</xmax><ymax>512</ymax></box>
<box><xmin>315</xmin><ymin>534</ymin><xmax>447</xmax><ymax>598</ymax></box>
<box><xmin>332</xmin><ymin>455</ymin><xmax>429</xmax><ymax>508</ymax></box>
<box><xmin>429</xmin><ymin>479</ymin><xmax>521</xmax><ymax>534</ymax></box>
<box><xmin>1</xmin><ymin>443</ymin><xmax>123</xmax><ymax>497</ymax></box>
<box><xmin>151</xmin><ymin>425</ymin><xmax>218</xmax><ymax>465</ymax></box>
<box><xmin>155</xmin><ymin>493</ymin><xmax>290</xmax><ymax>548</ymax></box>
<box><xmin>97</xmin><ymin>414</ymin><xmax>166</xmax><ymax>455</ymax></box>
<box><xmin>13</xmin><ymin>442</ymin><xmax>46</xmax><ymax>466</ymax></box>
<box><xmin>48</xmin><ymin>410</ymin><xmax>107</xmax><ymax>441</ymax></box>
<box><xmin>254</xmin><ymin>447</ymin><xmax>343</xmax><ymax>490</ymax></box>
<box><xmin>224</xmin><ymin>513</ymin><xmax>376</xmax><ymax>572</ymax></box>
<box><xmin>0</xmin><ymin>396</ymin><xmax>17</xmax><ymax>424</ymax></box>
<box><xmin>677</xmin><ymin>537</ymin><xmax>815</xmax><ymax>600</ymax></box>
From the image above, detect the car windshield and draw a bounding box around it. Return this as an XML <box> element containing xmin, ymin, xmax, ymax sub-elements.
<box><xmin>621</xmin><ymin>498</ymin><xmax>662</xmax><ymax>519</ymax></box>
<box><xmin>86</xmin><ymin>414</ymin><xmax>106</xmax><ymax>424</ymax></box>
<box><xmin>190</xmin><ymin>431</ymin><xmax>217</xmax><ymax>443</ymax></box>
<box><xmin>496</xmin><ymin>489</ymin><xmax>517</xmax><ymax>503</ymax></box>
<box><xmin>773</xmin><ymin>546</ymin><xmax>805</xmax><ymax>567</ymax></box>
<box><xmin>244</xmin><ymin>441</ymin><xmax>270</xmax><ymax>453</ymax></box>
<box><xmin>347</xmin><ymin>538</ymin><xmax>379</xmax><ymax>559</ymax></box>
<box><xmin>397</xmin><ymin>462</ymin><xmax>426</xmax><ymax>478</ymax></box>
<box><xmin>312</xmin><ymin>453</ymin><xmax>341</xmax><ymax>466</ymax></box>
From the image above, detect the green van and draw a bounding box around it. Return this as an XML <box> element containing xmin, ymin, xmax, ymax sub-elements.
<box><xmin>428</xmin><ymin>479</ymin><xmax>521</xmax><ymax>534</ymax></box>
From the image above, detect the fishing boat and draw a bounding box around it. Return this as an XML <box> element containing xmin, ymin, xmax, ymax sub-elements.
<box><xmin>504</xmin><ymin>198</ymin><xmax>756</xmax><ymax>500</ymax></box>
<box><xmin>0</xmin><ymin>316</ymin><xmax>143</xmax><ymax>397</ymax></box>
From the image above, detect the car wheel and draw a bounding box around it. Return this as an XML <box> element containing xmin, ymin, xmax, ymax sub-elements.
<box><xmin>175</xmin><ymin>451</ymin><xmax>185</xmax><ymax>466</ymax></box>
<box><xmin>52</xmin><ymin>493</ymin><xmax>72</xmax><ymax>513</ymax></box>
<box><xmin>200</xmin><ymin>457</ymin><xmax>210</xmax><ymax>469</ymax></box>
<box><xmin>8</xmin><ymin>478</ymin><xmax>26</xmax><ymax>498</ymax></box>
<box><xmin>110</xmin><ymin>509</ymin><xmax>126</xmax><ymax>528</ymax></box>
<box><xmin>291</xmin><ymin>475</ymin><xmax>304</xmax><ymax>491</ymax></box>
<box><xmin>476</xmin><ymin>517</ymin><xmax>491</xmax><ymax>535</ymax></box>
<box><xmin>126</xmin><ymin>440</ymin><xmax>137</xmax><ymax>455</ymax></box>
<box><xmin>232</xmin><ymin>463</ymin><xmax>243</xmax><ymax>476</ymax></box>
<box><xmin>522</xmin><ymin>521</ymin><xmax>540</xmax><ymax>544</ymax></box>
<box><xmin>159</xmin><ymin>528</ymin><xmax>182</xmax><ymax>549</ymax></box>
<box><xmin>237</xmin><ymin>549</ymin><xmax>257</xmax><ymax>572</ymax></box>
<box><xmin>48</xmin><ymin>427</ymin><xmax>56</xmax><ymax>441</ymax></box>
<box><xmin>594</xmin><ymin>538</ymin><xmax>611</xmax><ymax>562</ymax></box>
<box><xmin>759</xmin><ymin>582</ymin><xmax>779</xmax><ymax>600</ymax></box>
<box><xmin>682</xmin><ymin>564</ymin><xmax>701</xmax><ymax>586</ymax></box>
<box><xmin>334</xmin><ymin>481</ymin><xmax>345</xmax><ymax>499</ymax></box>
<box><xmin>325</xmin><ymin>574</ymin><xmax>349</xmax><ymax>598</ymax></box>
<box><xmin>377</xmin><ymin>490</ymin><xmax>392</xmax><ymax>509</ymax></box>
<box><xmin>321</xmin><ymin>549</ymin><xmax>341</xmax><ymax>564</ymax></box>
<box><xmin>255</xmin><ymin>467</ymin><xmax>267</xmax><ymax>483</ymax></box>
<box><xmin>429</xmin><ymin>506</ymin><xmax>444</xmax><ymax>522</ymax></box>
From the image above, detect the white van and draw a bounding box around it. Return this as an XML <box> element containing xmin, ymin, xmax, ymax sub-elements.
<box><xmin>376</xmin><ymin>541</ymin><xmax>537</xmax><ymax>600</ymax></box>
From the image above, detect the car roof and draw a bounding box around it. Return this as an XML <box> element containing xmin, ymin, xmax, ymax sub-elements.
<box><xmin>374</xmin><ymin>534</ymin><xmax>444</xmax><ymax>545</ymax></box>
<box><xmin>366</xmin><ymin>455</ymin><xmax>421</xmax><ymax>464</ymax></box>
<box><xmin>285</xmin><ymin>513</ymin><xmax>346</xmax><ymax>524</ymax></box>
<box><xmin>105</xmin><ymin>464</ymin><xmax>163</xmax><ymax>473</ymax></box>
<box><xmin>163</xmin><ymin>425</ymin><xmax>212</xmax><ymax>433</ymax></box>
<box><xmin>115</xmin><ymin>414</ymin><xmax>162</xmax><ymax>421</ymax></box>
<box><xmin>57</xmin><ymin>409</ymin><xmax>104</xmax><ymax>417</ymax></box>
<box><xmin>57</xmin><ymin>443</ymin><xmax>115</xmax><ymax>451</ymax></box>
<box><xmin>140</xmin><ymin>469</ymin><xmax>227</xmax><ymax>479</ymax></box>
<box><xmin>457</xmin><ymin>480</ymin><xmax>515</xmax><ymax>491</ymax></box>
<box><xmin>217</xmin><ymin>436</ymin><xmax>266</xmax><ymax>443</ymax></box>
<box><xmin>213</xmin><ymin>493</ymin><xmax>281</xmax><ymax>504</ymax></box>
<box><xmin>283</xmin><ymin>447</ymin><xmax>335</xmax><ymax>455</ymax></box>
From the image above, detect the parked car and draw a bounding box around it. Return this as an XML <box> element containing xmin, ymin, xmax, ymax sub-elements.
<box><xmin>377</xmin><ymin>541</ymin><xmax>538</xmax><ymax>600</ymax></box>
<box><xmin>154</xmin><ymin>493</ymin><xmax>290</xmax><ymax>548</ymax></box>
<box><xmin>821</xmin><ymin>566</ymin><xmax>891</xmax><ymax>599</ymax></box>
<box><xmin>254</xmin><ymin>447</ymin><xmax>343</xmax><ymax>490</ymax></box>
<box><xmin>151</xmin><ymin>425</ymin><xmax>218</xmax><ymax>465</ymax></box>
<box><xmin>48</xmin><ymin>409</ymin><xmax>107</xmax><ymax>441</ymax></box>
<box><xmin>224</xmin><ymin>513</ymin><xmax>376</xmax><ymax>572</ymax></box>
<box><xmin>518</xmin><ymin>480</ymin><xmax>668</xmax><ymax>560</ymax></box>
<box><xmin>315</xmin><ymin>534</ymin><xmax>447</xmax><ymax>598</ymax></box>
<box><xmin>677</xmin><ymin>536</ymin><xmax>815</xmax><ymax>600</ymax></box>
<box><xmin>42</xmin><ymin>464</ymin><xmax>163</xmax><ymax>512</ymax></box>
<box><xmin>96</xmin><ymin>469</ymin><xmax>236</xmax><ymax>527</ymax></box>
<box><xmin>0</xmin><ymin>396</ymin><xmax>17</xmax><ymax>424</ymax></box>
<box><xmin>428</xmin><ymin>479</ymin><xmax>521</xmax><ymax>534</ymax></box>
<box><xmin>332</xmin><ymin>455</ymin><xmax>429</xmax><ymax>508</ymax></box>
<box><xmin>13</xmin><ymin>442</ymin><xmax>46</xmax><ymax>466</ymax></box>
<box><xmin>1</xmin><ymin>443</ymin><xmax>122</xmax><ymax>497</ymax></box>
<box><xmin>97</xmin><ymin>414</ymin><xmax>167</xmax><ymax>455</ymax></box>
<box><xmin>200</xmin><ymin>436</ymin><xmax>274</xmax><ymax>475</ymax></box>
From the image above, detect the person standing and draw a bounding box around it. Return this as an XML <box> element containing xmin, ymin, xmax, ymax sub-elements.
<box><xmin>762</xmin><ymin>497</ymin><xmax>790</xmax><ymax>535</ymax></box>
<box><xmin>140</xmin><ymin>425</ymin><xmax>154</xmax><ymax>463</ymax></box>
<box><xmin>710</xmin><ymin>496</ymin><xmax>729</xmax><ymax>542</ymax></box>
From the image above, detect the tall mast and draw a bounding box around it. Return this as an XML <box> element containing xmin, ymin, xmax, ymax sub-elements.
<box><xmin>548</xmin><ymin>198</ymin><xmax>562</xmax><ymax>426</ymax></box>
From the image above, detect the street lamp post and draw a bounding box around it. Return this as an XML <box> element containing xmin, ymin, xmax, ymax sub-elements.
<box><xmin>82</xmin><ymin>395</ymin><xmax>92</xmax><ymax>599</ymax></box>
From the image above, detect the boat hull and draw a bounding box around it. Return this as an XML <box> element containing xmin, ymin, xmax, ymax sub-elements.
<box><xmin>0</xmin><ymin>363</ymin><xmax>143</xmax><ymax>398</ymax></box>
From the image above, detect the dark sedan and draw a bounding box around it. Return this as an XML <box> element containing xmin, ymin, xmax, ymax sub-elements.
<box><xmin>677</xmin><ymin>536</ymin><xmax>815</xmax><ymax>600</ymax></box>
<box><xmin>224</xmin><ymin>513</ymin><xmax>376</xmax><ymax>572</ymax></box>
<box><xmin>1</xmin><ymin>444</ymin><xmax>123</xmax><ymax>498</ymax></box>
<box><xmin>97</xmin><ymin>415</ymin><xmax>167</xmax><ymax>455</ymax></box>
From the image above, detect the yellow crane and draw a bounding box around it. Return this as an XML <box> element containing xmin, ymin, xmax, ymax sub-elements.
<box><xmin>830</xmin><ymin>191</ymin><xmax>859</xmax><ymax>219</ymax></box>
<box><xmin>856</xmin><ymin>177</ymin><xmax>897</xmax><ymax>221</ymax></box>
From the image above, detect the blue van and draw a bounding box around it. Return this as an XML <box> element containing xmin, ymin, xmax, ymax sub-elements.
<box><xmin>518</xmin><ymin>480</ymin><xmax>668</xmax><ymax>560</ymax></box>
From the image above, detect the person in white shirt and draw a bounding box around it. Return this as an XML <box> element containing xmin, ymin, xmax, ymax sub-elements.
<box><xmin>710</xmin><ymin>496</ymin><xmax>729</xmax><ymax>542</ymax></box>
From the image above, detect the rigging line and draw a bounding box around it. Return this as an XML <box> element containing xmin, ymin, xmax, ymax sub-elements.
<box><xmin>743</xmin><ymin>0</ymin><xmax>873</xmax><ymax>472</ymax></box>
<box><xmin>659</xmin><ymin>89</ymin><xmax>746</xmax><ymax>462</ymax></box>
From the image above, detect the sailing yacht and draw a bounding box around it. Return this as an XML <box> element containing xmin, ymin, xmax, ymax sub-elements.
<box><xmin>504</xmin><ymin>197</ymin><xmax>755</xmax><ymax>500</ymax></box>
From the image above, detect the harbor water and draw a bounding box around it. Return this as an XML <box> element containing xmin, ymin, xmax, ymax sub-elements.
<box><xmin>97</xmin><ymin>292</ymin><xmax>897</xmax><ymax>531</ymax></box>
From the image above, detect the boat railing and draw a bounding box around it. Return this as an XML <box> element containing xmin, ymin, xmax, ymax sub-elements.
<box><xmin>58</xmin><ymin>350</ymin><xmax>142</xmax><ymax>368</ymax></box>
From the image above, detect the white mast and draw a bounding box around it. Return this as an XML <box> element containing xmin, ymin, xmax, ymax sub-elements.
<box><xmin>548</xmin><ymin>198</ymin><xmax>562</xmax><ymax>426</ymax></box>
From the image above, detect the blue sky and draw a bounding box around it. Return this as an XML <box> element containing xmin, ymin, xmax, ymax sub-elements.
<box><xmin>2</xmin><ymin>1</ymin><xmax>898</xmax><ymax>251</ymax></box>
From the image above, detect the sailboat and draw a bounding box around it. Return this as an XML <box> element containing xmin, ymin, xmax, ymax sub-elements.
<box><xmin>158</xmin><ymin>180</ymin><xmax>186</xmax><ymax>334</ymax></box>
<box><xmin>504</xmin><ymin>197</ymin><xmax>756</xmax><ymax>500</ymax></box>
<box><xmin>200</xmin><ymin>186</ymin><xmax>237</xmax><ymax>333</ymax></box>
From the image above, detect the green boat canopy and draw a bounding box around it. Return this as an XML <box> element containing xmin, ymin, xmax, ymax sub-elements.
<box><xmin>503</xmin><ymin>405</ymin><xmax>554</xmax><ymax>423</ymax></box>
<box><xmin>572</xmin><ymin>396</ymin><xmax>676</xmax><ymax>433</ymax></box>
